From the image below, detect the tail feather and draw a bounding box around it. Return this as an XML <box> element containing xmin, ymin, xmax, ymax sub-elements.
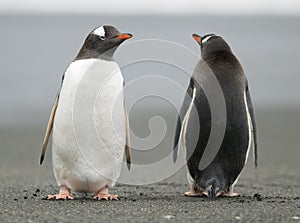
<box><xmin>205</xmin><ymin>179</ymin><xmax>219</xmax><ymax>200</ymax></box>
<box><xmin>207</xmin><ymin>185</ymin><xmax>217</xmax><ymax>200</ymax></box>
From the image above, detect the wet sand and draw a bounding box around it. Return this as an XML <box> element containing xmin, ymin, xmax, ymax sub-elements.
<box><xmin>0</xmin><ymin>108</ymin><xmax>300</xmax><ymax>222</ymax></box>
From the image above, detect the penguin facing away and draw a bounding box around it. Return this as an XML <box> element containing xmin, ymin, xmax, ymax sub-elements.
<box><xmin>40</xmin><ymin>25</ymin><xmax>132</xmax><ymax>200</ymax></box>
<box><xmin>173</xmin><ymin>33</ymin><xmax>258</xmax><ymax>199</ymax></box>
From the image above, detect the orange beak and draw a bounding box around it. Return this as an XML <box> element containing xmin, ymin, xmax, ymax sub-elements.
<box><xmin>117</xmin><ymin>33</ymin><xmax>133</xmax><ymax>40</ymax></box>
<box><xmin>192</xmin><ymin>34</ymin><xmax>201</xmax><ymax>44</ymax></box>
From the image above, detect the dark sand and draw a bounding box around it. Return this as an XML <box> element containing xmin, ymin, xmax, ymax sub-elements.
<box><xmin>1</xmin><ymin>108</ymin><xmax>300</xmax><ymax>223</ymax></box>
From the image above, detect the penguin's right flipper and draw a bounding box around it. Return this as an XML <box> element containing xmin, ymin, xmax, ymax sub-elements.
<box><xmin>40</xmin><ymin>94</ymin><xmax>59</xmax><ymax>165</ymax></box>
<box><xmin>246</xmin><ymin>81</ymin><xmax>258</xmax><ymax>168</ymax></box>
<box><xmin>173</xmin><ymin>78</ymin><xmax>195</xmax><ymax>162</ymax></box>
<box><xmin>124</xmin><ymin>100</ymin><xmax>131</xmax><ymax>170</ymax></box>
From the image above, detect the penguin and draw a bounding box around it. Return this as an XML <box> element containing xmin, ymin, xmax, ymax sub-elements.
<box><xmin>40</xmin><ymin>25</ymin><xmax>132</xmax><ymax>200</ymax></box>
<box><xmin>173</xmin><ymin>33</ymin><xmax>257</xmax><ymax>199</ymax></box>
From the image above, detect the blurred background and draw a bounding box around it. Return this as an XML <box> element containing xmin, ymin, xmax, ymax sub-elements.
<box><xmin>0</xmin><ymin>0</ymin><xmax>299</xmax><ymax>186</ymax></box>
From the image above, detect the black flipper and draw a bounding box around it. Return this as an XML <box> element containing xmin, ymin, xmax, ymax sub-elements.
<box><xmin>124</xmin><ymin>100</ymin><xmax>131</xmax><ymax>170</ymax></box>
<box><xmin>40</xmin><ymin>74</ymin><xmax>65</xmax><ymax>165</ymax></box>
<box><xmin>173</xmin><ymin>78</ymin><xmax>194</xmax><ymax>162</ymax></box>
<box><xmin>246</xmin><ymin>81</ymin><xmax>258</xmax><ymax>168</ymax></box>
<box><xmin>40</xmin><ymin>93</ymin><xmax>59</xmax><ymax>165</ymax></box>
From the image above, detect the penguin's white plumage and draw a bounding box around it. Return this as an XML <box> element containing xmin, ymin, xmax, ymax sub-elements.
<box><xmin>41</xmin><ymin>25</ymin><xmax>132</xmax><ymax>200</ymax></box>
<box><xmin>93</xmin><ymin>26</ymin><xmax>106</xmax><ymax>37</ymax></box>
<box><xmin>201</xmin><ymin>34</ymin><xmax>214</xmax><ymax>44</ymax></box>
<box><xmin>177</xmin><ymin>87</ymin><xmax>196</xmax><ymax>157</ymax></box>
<box><xmin>232</xmin><ymin>89</ymin><xmax>253</xmax><ymax>187</ymax></box>
<box><xmin>52</xmin><ymin>59</ymin><xmax>125</xmax><ymax>193</ymax></box>
<box><xmin>243</xmin><ymin>89</ymin><xmax>253</xmax><ymax>165</ymax></box>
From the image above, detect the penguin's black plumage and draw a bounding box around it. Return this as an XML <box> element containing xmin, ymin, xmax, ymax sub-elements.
<box><xmin>173</xmin><ymin>34</ymin><xmax>257</xmax><ymax>199</ymax></box>
<box><xmin>75</xmin><ymin>25</ymin><xmax>132</xmax><ymax>61</ymax></box>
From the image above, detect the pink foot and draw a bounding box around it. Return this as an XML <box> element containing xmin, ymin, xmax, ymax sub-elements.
<box><xmin>184</xmin><ymin>184</ymin><xmax>206</xmax><ymax>197</ymax></box>
<box><xmin>93</xmin><ymin>193</ymin><xmax>119</xmax><ymax>201</ymax></box>
<box><xmin>219</xmin><ymin>192</ymin><xmax>239</xmax><ymax>197</ymax></box>
<box><xmin>219</xmin><ymin>186</ymin><xmax>239</xmax><ymax>197</ymax></box>
<box><xmin>47</xmin><ymin>185</ymin><xmax>74</xmax><ymax>200</ymax></box>
<box><xmin>93</xmin><ymin>185</ymin><xmax>119</xmax><ymax>201</ymax></box>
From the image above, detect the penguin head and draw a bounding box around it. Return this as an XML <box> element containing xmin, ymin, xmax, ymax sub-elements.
<box><xmin>76</xmin><ymin>25</ymin><xmax>132</xmax><ymax>61</ymax></box>
<box><xmin>192</xmin><ymin>33</ymin><xmax>231</xmax><ymax>56</ymax></box>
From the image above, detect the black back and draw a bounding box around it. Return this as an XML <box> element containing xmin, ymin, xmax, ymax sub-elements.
<box><xmin>174</xmin><ymin>35</ymin><xmax>257</xmax><ymax>194</ymax></box>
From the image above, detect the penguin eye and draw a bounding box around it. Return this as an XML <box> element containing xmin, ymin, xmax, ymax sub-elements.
<box><xmin>99</xmin><ymin>36</ymin><xmax>106</xmax><ymax>40</ymax></box>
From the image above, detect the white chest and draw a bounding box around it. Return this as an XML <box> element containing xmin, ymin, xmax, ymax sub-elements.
<box><xmin>51</xmin><ymin>59</ymin><xmax>126</xmax><ymax>191</ymax></box>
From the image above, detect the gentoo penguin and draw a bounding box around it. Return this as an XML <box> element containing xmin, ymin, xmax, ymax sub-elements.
<box><xmin>40</xmin><ymin>25</ymin><xmax>132</xmax><ymax>200</ymax></box>
<box><xmin>173</xmin><ymin>33</ymin><xmax>257</xmax><ymax>199</ymax></box>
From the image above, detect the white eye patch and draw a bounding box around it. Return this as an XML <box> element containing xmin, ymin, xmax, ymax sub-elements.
<box><xmin>202</xmin><ymin>35</ymin><xmax>213</xmax><ymax>44</ymax></box>
<box><xmin>93</xmin><ymin>26</ymin><xmax>106</xmax><ymax>38</ymax></box>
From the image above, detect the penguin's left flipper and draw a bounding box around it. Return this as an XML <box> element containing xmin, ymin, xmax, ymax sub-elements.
<box><xmin>246</xmin><ymin>81</ymin><xmax>258</xmax><ymax>168</ymax></box>
<box><xmin>173</xmin><ymin>78</ymin><xmax>195</xmax><ymax>162</ymax></box>
<box><xmin>40</xmin><ymin>93</ymin><xmax>59</xmax><ymax>165</ymax></box>
<box><xmin>124</xmin><ymin>100</ymin><xmax>131</xmax><ymax>170</ymax></box>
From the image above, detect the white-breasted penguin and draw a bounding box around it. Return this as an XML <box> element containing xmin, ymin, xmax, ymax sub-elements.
<box><xmin>40</xmin><ymin>25</ymin><xmax>132</xmax><ymax>200</ymax></box>
<box><xmin>173</xmin><ymin>34</ymin><xmax>258</xmax><ymax>199</ymax></box>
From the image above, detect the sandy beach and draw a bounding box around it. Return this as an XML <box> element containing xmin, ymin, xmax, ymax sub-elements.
<box><xmin>0</xmin><ymin>15</ymin><xmax>300</xmax><ymax>222</ymax></box>
<box><xmin>1</xmin><ymin>108</ymin><xmax>300</xmax><ymax>223</ymax></box>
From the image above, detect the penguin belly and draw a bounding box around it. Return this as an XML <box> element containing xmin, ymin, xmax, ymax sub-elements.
<box><xmin>52</xmin><ymin>59</ymin><xmax>126</xmax><ymax>193</ymax></box>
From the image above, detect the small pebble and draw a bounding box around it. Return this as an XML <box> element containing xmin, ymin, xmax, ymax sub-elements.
<box><xmin>253</xmin><ymin>193</ymin><xmax>261</xmax><ymax>198</ymax></box>
<box><xmin>235</xmin><ymin>216</ymin><xmax>241</xmax><ymax>220</ymax></box>
<box><xmin>291</xmin><ymin>216</ymin><xmax>299</xmax><ymax>220</ymax></box>
<box><xmin>254</xmin><ymin>193</ymin><xmax>263</xmax><ymax>201</ymax></box>
<box><xmin>163</xmin><ymin>215</ymin><xmax>175</xmax><ymax>220</ymax></box>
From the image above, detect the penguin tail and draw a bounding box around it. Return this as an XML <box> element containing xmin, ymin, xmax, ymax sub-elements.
<box><xmin>193</xmin><ymin>174</ymin><xmax>219</xmax><ymax>200</ymax></box>
<box><xmin>207</xmin><ymin>185</ymin><xmax>217</xmax><ymax>200</ymax></box>
<box><xmin>205</xmin><ymin>179</ymin><xmax>219</xmax><ymax>200</ymax></box>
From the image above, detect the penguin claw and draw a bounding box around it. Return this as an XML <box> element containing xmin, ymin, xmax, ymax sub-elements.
<box><xmin>93</xmin><ymin>193</ymin><xmax>119</xmax><ymax>201</ymax></box>
<box><xmin>93</xmin><ymin>185</ymin><xmax>119</xmax><ymax>201</ymax></box>
<box><xmin>219</xmin><ymin>186</ymin><xmax>239</xmax><ymax>197</ymax></box>
<box><xmin>184</xmin><ymin>183</ymin><xmax>206</xmax><ymax>197</ymax></box>
<box><xmin>47</xmin><ymin>194</ymin><xmax>74</xmax><ymax>200</ymax></box>
<box><xmin>184</xmin><ymin>190</ymin><xmax>206</xmax><ymax>197</ymax></box>
<box><xmin>47</xmin><ymin>185</ymin><xmax>74</xmax><ymax>200</ymax></box>
<box><xmin>219</xmin><ymin>192</ymin><xmax>239</xmax><ymax>197</ymax></box>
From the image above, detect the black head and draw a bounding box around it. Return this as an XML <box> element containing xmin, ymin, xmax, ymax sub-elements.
<box><xmin>75</xmin><ymin>25</ymin><xmax>132</xmax><ymax>61</ymax></box>
<box><xmin>192</xmin><ymin>33</ymin><xmax>232</xmax><ymax>56</ymax></box>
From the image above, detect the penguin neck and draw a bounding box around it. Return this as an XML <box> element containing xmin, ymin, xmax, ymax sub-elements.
<box><xmin>75</xmin><ymin>47</ymin><xmax>117</xmax><ymax>61</ymax></box>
